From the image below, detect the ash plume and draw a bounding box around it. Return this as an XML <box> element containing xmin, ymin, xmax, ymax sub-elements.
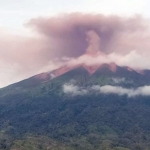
<box><xmin>86</xmin><ymin>30</ymin><xmax>101</xmax><ymax>54</ymax></box>
<box><xmin>1</xmin><ymin>13</ymin><xmax>150</xmax><ymax>87</ymax></box>
<box><xmin>28</xmin><ymin>13</ymin><xmax>150</xmax><ymax>57</ymax></box>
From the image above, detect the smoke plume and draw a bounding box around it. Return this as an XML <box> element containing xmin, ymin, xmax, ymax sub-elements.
<box><xmin>1</xmin><ymin>13</ymin><xmax>150</xmax><ymax>87</ymax></box>
<box><xmin>86</xmin><ymin>30</ymin><xmax>101</xmax><ymax>54</ymax></box>
<box><xmin>28</xmin><ymin>13</ymin><xmax>150</xmax><ymax>57</ymax></box>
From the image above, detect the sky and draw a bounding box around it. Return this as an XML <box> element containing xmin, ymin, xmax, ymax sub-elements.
<box><xmin>0</xmin><ymin>0</ymin><xmax>149</xmax><ymax>35</ymax></box>
<box><xmin>1</xmin><ymin>0</ymin><xmax>150</xmax><ymax>87</ymax></box>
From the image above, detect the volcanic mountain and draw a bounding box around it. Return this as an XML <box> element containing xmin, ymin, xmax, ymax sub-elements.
<box><xmin>1</xmin><ymin>52</ymin><xmax>150</xmax><ymax>149</ymax></box>
<box><xmin>8</xmin><ymin>51</ymin><xmax>149</xmax><ymax>89</ymax></box>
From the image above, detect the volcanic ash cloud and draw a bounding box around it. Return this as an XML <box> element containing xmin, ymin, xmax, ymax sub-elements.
<box><xmin>2</xmin><ymin>13</ymin><xmax>150</xmax><ymax>87</ymax></box>
<box><xmin>86</xmin><ymin>30</ymin><xmax>101</xmax><ymax>55</ymax></box>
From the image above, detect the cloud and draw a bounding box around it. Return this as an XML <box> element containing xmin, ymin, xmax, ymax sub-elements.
<box><xmin>28</xmin><ymin>13</ymin><xmax>150</xmax><ymax>56</ymax></box>
<box><xmin>112</xmin><ymin>78</ymin><xmax>126</xmax><ymax>84</ymax></box>
<box><xmin>92</xmin><ymin>85</ymin><xmax>131</xmax><ymax>96</ymax></box>
<box><xmin>63</xmin><ymin>84</ymin><xmax>88</xmax><ymax>96</ymax></box>
<box><xmin>61</xmin><ymin>50</ymin><xmax>150</xmax><ymax>71</ymax></box>
<box><xmin>98</xmin><ymin>85</ymin><xmax>150</xmax><ymax>97</ymax></box>
<box><xmin>27</xmin><ymin>13</ymin><xmax>150</xmax><ymax>70</ymax></box>
<box><xmin>63</xmin><ymin>83</ymin><xmax>150</xmax><ymax>97</ymax></box>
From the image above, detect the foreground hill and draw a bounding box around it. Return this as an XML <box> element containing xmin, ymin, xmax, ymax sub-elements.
<box><xmin>1</xmin><ymin>64</ymin><xmax>150</xmax><ymax>149</ymax></box>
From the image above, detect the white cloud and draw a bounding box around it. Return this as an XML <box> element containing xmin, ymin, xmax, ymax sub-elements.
<box><xmin>64</xmin><ymin>50</ymin><xmax>150</xmax><ymax>71</ymax></box>
<box><xmin>63</xmin><ymin>84</ymin><xmax>88</xmax><ymax>96</ymax></box>
<box><xmin>108</xmin><ymin>51</ymin><xmax>150</xmax><ymax>70</ymax></box>
<box><xmin>112</xmin><ymin>78</ymin><xmax>126</xmax><ymax>84</ymax></box>
<box><xmin>96</xmin><ymin>85</ymin><xmax>131</xmax><ymax>96</ymax></box>
<box><xmin>63</xmin><ymin>83</ymin><xmax>150</xmax><ymax>97</ymax></box>
<box><xmin>96</xmin><ymin>85</ymin><xmax>150</xmax><ymax>97</ymax></box>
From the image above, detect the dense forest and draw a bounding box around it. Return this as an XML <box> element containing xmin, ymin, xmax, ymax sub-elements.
<box><xmin>0</xmin><ymin>66</ymin><xmax>150</xmax><ymax>150</ymax></box>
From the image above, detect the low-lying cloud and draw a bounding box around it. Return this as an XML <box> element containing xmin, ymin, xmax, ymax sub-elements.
<box><xmin>59</xmin><ymin>50</ymin><xmax>150</xmax><ymax>71</ymax></box>
<box><xmin>63</xmin><ymin>84</ymin><xmax>150</xmax><ymax>97</ymax></box>
<box><xmin>63</xmin><ymin>84</ymin><xmax>88</xmax><ymax>96</ymax></box>
<box><xmin>112</xmin><ymin>78</ymin><xmax>126</xmax><ymax>84</ymax></box>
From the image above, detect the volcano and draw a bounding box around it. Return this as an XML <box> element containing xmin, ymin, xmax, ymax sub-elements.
<box><xmin>1</xmin><ymin>52</ymin><xmax>150</xmax><ymax>150</ymax></box>
<box><xmin>9</xmin><ymin>51</ymin><xmax>148</xmax><ymax>89</ymax></box>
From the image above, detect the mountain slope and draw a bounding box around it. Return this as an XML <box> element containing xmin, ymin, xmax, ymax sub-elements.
<box><xmin>6</xmin><ymin>62</ymin><xmax>150</xmax><ymax>90</ymax></box>
<box><xmin>1</xmin><ymin>62</ymin><xmax>150</xmax><ymax>149</ymax></box>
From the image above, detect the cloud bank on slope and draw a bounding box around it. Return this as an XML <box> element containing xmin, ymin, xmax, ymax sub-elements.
<box><xmin>62</xmin><ymin>50</ymin><xmax>150</xmax><ymax>70</ymax></box>
<box><xmin>112</xmin><ymin>78</ymin><xmax>126</xmax><ymax>84</ymax></box>
<box><xmin>63</xmin><ymin>84</ymin><xmax>150</xmax><ymax>97</ymax></box>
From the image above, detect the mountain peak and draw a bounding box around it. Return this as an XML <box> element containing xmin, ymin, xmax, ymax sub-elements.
<box><xmin>29</xmin><ymin>51</ymin><xmax>148</xmax><ymax>85</ymax></box>
<box><xmin>109</xmin><ymin>62</ymin><xmax>117</xmax><ymax>72</ymax></box>
<box><xmin>34</xmin><ymin>52</ymin><xmax>117</xmax><ymax>81</ymax></box>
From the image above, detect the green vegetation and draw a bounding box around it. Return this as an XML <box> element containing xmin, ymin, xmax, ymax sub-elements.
<box><xmin>0</xmin><ymin>66</ymin><xmax>150</xmax><ymax>149</ymax></box>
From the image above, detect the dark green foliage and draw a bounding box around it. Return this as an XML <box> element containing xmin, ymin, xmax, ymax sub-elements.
<box><xmin>0</xmin><ymin>66</ymin><xmax>150</xmax><ymax>149</ymax></box>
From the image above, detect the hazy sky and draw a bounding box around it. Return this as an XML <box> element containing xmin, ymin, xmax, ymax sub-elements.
<box><xmin>0</xmin><ymin>0</ymin><xmax>149</xmax><ymax>34</ymax></box>
<box><xmin>1</xmin><ymin>0</ymin><xmax>150</xmax><ymax>88</ymax></box>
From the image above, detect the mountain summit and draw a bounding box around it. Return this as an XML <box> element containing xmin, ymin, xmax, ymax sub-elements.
<box><xmin>30</xmin><ymin>52</ymin><xmax>118</xmax><ymax>86</ymax></box>
<box><xmin>32</xmin><ymin>51</ymin><xmax>144</xmax><ymax>86</ymax></box>
<box><xmin>8</xmin><ymin>51</ymin><xmax>150</xmax><ymax>90</ymax></box>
